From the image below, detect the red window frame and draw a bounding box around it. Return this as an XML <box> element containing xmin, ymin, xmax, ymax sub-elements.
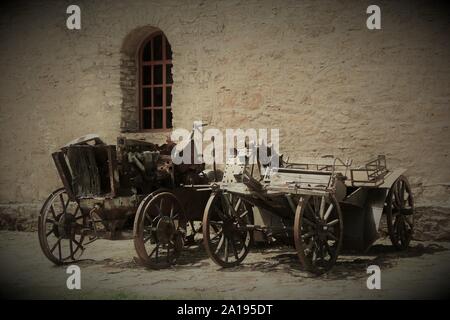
<box><xmin>138</xmin><ymin>31</ymin><xmax>173</xmax><ymax>131</ymax></box>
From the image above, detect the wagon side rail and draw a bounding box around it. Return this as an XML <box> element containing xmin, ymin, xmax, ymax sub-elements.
<box><xmin>349</xmin><ymin>155</ymin><xmax>388</xmax><ymax>187</ymax></box>
<box><xmin>283</xmin><ymin>156</ymin><xmax>351</xmax><ymax>175</ymax></box>
<box><xmin>264</xmin><ymin>167</ymin><xmax>335</xmax><ymax>196</ymax></box>
<box><xmin>52</xmin><ymin>151</ymin><xmax>76</xmax><ymax>200</ymax></box>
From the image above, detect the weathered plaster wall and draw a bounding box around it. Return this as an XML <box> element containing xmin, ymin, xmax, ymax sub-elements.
<box><xmin>0</xmin><ymin>1</ymin><xmax>449</xmax><ymax>233</ymax></box>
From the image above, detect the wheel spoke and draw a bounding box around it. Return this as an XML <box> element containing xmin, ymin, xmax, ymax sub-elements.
<box><xmin>149</xmin><ymin>244</ymin><xmax>159</xmax><ymax>258</ymax></box>
<box><xmin>327</xmin><ymin>231</ymin><xmax>338</xmax><ymax>241</ymax></box>
<box><xmin>327</xmin><ymin>219</ymin><xmax>339</xmax><ymax>227</ymax></box>
<box><xmin>302</xmin><ymin>231</ymin><xmax>314</xmax><ymax>239</ymax></box>
<box><xmin>59</xmin><ymin>194</ymin><xmax>65</xmax><ymax>211</ymax></box>
<box><xmin>324</xmin><ymin>242</ymin><xmax>334</xmax><ymax>257</ymax></box>
<box><xmin>223</xmin><ymin>238</ymin><xmax>229</xmax><ymax>262</ymax></box>
<box><xmin>234</xmin><ymin>198</ymin><xmax>242</xmax><ymax>213</ymax></box>
<box><xmin>214</xmin><ymin>205</ymin><xmax>227</xmax><ymax>220</ymax></box>
<box><xmin>311</xmin><ymin>242</ymin><xmax>319</xmax><ymax>265</ymax></box>
<box><xmin>220</xmin><ymin>194</ymin><xmax>230</xmax><ymax>217</ymax></box>
<box><xmin>50</xmin><ymin>237</ymin><xmax>62</xmax><ymax>253</ymax></box>
<box><xmin>392</xmin><ymin>188</ymin><xmax>398</xmax><ymax>209</ymax></box>
<box><xmin>323</xmin><ymin>203</ymin><xmax>334</xmax><ymax>221</ymax></box>
<box><xmin>169</xmin><ymin>203</ymin><xmax>174</xmax><ymax>218</ymax></box>
<box><xmin>214</xmin><ymin>234</ymin><xmax>225</xmax><ymax>254</ymax></box>
<box><xmin>69</xmin><ymin>239</ymin><xmax>74</xmax><ymax>259</ymax></box>
<box><xmin>395</xmin><ymin>182</ymin><xmax>400</xmax><ymax>207</ymax></box>
<box><xmin>153</xmin><ymin>204</ymin><xmax>163</xmax><ymax>217</ymax></box>
<box><xmin>317</xmin><ymin>242</ymin><xmax>325</xmax><ymax>261</ymax></box>
<box><xmin>395</xmin><ymin>182</ymin><xmax>403</xmax><ymax>209</ymax></box>
<box><xmin>313</xmin><ymin>196</ymin><xmax>319</xmax><ymax>213</ymax></box>
<box><xmin>143</xmin><ymin>213</ymin><xmax>152</xmax><ymax>224</ymax></box>
<box><xmin>319</xmin><ymin>196</ymin><xmax>326</xmax><ymax>219</ymax></box>
<box><xmin>73</xmin><ymin>205</ymin><xmax>80</xmax><ymax>218</ymax></box>
<box><xmin>405</xmin><ymin>215</ymin><xmax>413</xmax><ymax>228</ymax></box>
<box><xmin>72</xmin><ymin>238</ymin><xmax>84</xmax><ymax>251</ymax></box>
<box><xmin>404</xmin><ymin>192</ymin><xmax>411</xmax><ymax>207</ymax></box>
<box><xmin>305</xmin><ymin>239</ymin><xmax>314</xmax><ymax>255</ymax></box>
<box><xmin>397</xmin><ymin>219</ymin><xmax>405</xmax><ymax>242</ymax></box>
<box><xmin>400</xmin><ymin>181</ymin><xmax>405</xmax><ymax>204</ymax></box>
<box><xmin>211</xmin><ymin>229</ymin><xmax>223</xmax><ymax>241</ymax></box>
<box><xmin>306</xmin><ymin>202</ymin><xmax>317</xmax><ymax>221</ymax></box>
<box><xmin>224</xmin><ymin>194</ymin><xmax>238</xmax><ymax>217</ymax></box>
<box><xmin>239</xmin><ymin>210</ymin><xmax>248</xmax><ymax>219</ymax></box>
<box><xmin>50</xmin><ymin>204</ymin><xmax>57</xmax><ymax>218</ymax></box>
<box><xmin>152</xmin><ymin>214</ymin><xmax>160</xmax><ymax>223</ymax></box>
<box><xmin>160</xmin><ymin>198</ymin><xmax>165</xmax><ymax>215</ymax></box>
<box><xmin>230</xmin><ymin>238</ymin><xmax>239</xmax><ymax>260</ymax></box>
<box><xmin>302</xmin><ymin>217</ymin><xmax>316</xmax><ymax>227</ymax></box>
<box><xmin>58</xmin><ymin>241</ymin><xmax>62</xmax><ymax>261</ymax></box>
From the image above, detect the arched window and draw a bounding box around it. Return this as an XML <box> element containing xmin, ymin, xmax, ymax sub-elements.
<box><xmin>139</xmin><ymin>32</ymin><xmax>173</xmax><ymax>130</ymax></box>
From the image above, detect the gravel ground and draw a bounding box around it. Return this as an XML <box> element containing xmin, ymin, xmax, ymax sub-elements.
<box><xmin>0</xmin><ymin>231</ymin><xmax>449</xmax><ymax>299</ymax></box>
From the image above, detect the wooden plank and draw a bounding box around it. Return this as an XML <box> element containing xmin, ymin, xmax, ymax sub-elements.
<box><xmin>106</xmin><ymin>145</ymin><xmax>119</xmax><ymax>197</ymax></box>
<box><xmin>270</xmin><ymin>172</ymin><xmax>331</xmax><ymax>185</ymax></box>
<box><xmin>285</xmin><ymin>156</ymin><xmax>350</xmax><ymax>168</ymax></box>
<box><xmin>62</xmin><ymin>134</ymin><xmax>104</xmax><ymax>149</ymax></box>
<box><xmin>378</xmin><ymin>168</ymin><xmax>407</xmax><ymax>189</ymax></box>
<box><xmin>67</xmin><ymin>146</ymin><xmax>101</xmax><ymax>197</ymax></box>
<box><xmin>52</xmin><ymin>152</ymin><xmax>76</xmax><ymax>200</ymax></box>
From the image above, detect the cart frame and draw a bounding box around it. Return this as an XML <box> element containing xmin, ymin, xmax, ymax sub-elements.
<box><xmin>202</xmin><ymin>149</ymin><xmax>415</xmax><ymax>274</ymax></box>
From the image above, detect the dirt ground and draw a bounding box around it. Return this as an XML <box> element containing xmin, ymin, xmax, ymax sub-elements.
<box><xmin>0</xmin><ymin>230</ymin><xmax>449</xmax><ymax>300</ymax></box>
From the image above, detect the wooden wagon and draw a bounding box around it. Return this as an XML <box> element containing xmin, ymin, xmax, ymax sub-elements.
<box><xmin>202</xmin><ymin>149</ymin><xmax>414</xmax><ymax>274</ymax></box>
<box><xmin>38</xmin><ymin>132</ymin><xmax>212</xmax><ymax>269</ymax></box>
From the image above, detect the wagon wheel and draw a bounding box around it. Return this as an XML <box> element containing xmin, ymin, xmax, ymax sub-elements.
<box><xmin>294</xmin><ymin>194</ymin><xmax>343</xmax><ymax>274</ymax></box>
<box><xmin>384</xmin><ymin>175</ymin><xmax>414</xmax><ymax>250</ymax></box>
<box><xmin>203</xmin><ymin>191</ymin><xmax>253</xmax><ymax>268</ymax></box>
<box><xmin>38</xmin><ymin>188</ymin><xmax>88</xmax><ymax>265</ymax></box>
<box><xmin>133</xmin><ymin>191</ymin><xmax>186</xmax><ymax>269</ymax></box>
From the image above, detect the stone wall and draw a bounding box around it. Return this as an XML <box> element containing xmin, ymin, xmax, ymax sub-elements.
<box><xmin>0</xmin><ymin>0</ymin><xmax>449</xmax><ymax>237</ymax></box>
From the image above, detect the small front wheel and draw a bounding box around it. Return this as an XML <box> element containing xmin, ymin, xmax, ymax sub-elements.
<box><xmin>38</xmin><ymin>188</ymin><xmax>88</xmax><ymax>265</ymax></box>
<box><xmin>203</xmin><ymin>191</ymin><xmax>253</xmax><ymax>268</ymax></box>
<box><xmin>384</xmin><ymin>175</ymin><xmax>414</xmax><ymax>250</ymax></box>
<box><xmin>133</xmin><ymin>191</ymin><xmax>185</xmax><ymax>269</ymax></box>
<box><xmin>294</xmin><ymin>194</ymin><xmax>343</xmax><ymax>274</ymax></box>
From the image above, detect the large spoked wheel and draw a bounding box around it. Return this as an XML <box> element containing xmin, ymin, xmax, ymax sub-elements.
<box><xmin>294</xmin><ymin>194</ymin><xmax>343</xmax><ymax>274</ymax></box>
<box><xmin>203</xmin><ymin>191</ymin><xmax>253</xmax><ymax>268</ymax></box>
<box><xmin>385</xmin><ymin>175</ymin><xmax>414</xmax><ymax>250</ymax></box>
<box><xmin>38</xmin><ymin>188</ymin><xmax>88</xmax><ymax>265</ymax></box>
<box><xmin>133</xmin><ymin>191</ymin><xmax>186</xmax><ymax>269</ymax></box>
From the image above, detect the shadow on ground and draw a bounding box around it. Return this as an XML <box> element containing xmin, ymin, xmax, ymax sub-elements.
<box><xmin>75</xmin><ymin>241</ymin><xmax>210</xmax><ymax>270</ymax></box>
<box><xmin>71</xmin><ymin>238</ymin><xmax>448</xmax><ymax>281</ymax></box>
<box><xmin>217</xmin><ymin>240</ymin><xmax>448</xmax><ymax>280</ymax></box>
